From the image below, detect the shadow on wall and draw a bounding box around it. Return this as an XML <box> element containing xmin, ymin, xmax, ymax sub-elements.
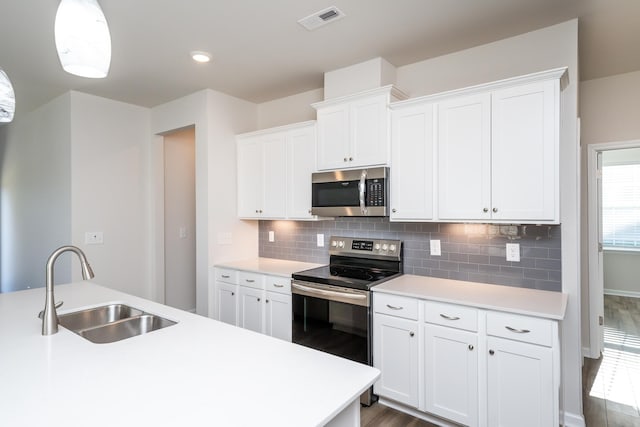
<box><xmin>259</xmin><ymin>218</ymin><xmax>562</xmax><ymax>292</ymax></box>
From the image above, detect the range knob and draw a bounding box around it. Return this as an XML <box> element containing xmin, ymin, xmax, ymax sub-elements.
<box><xmin>331</xmin><ymin>240</ymin><xmax>338</xmax><ymax>247</ymax></box>
<box><xmin>389</xmin><ymin>244</ymin><xmax>397</xmax><ymax>252</ymax></box>
<box><xmin>374</xmin><ymin>243</ymin><xmax>381</xmax><ymax>250</ymax></box>
<box><xmin>382</xmin><ymin>244</ymin><xmax>388</xmax><ymax>251</ymax></box>
<box><xmin>338</xmin><ymin>241</ymin><xmax>344</xmax><ymax>248</ymax></box>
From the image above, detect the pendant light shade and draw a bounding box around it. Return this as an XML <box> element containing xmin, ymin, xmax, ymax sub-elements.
<box><xmin>0</xmin><ymin>69</ymin><xmax>16</xmax><ymax>123</ymax></box>
<box><xmin>54</xmin><ymin>0</ymin><xmax>111</xmax><ymax>78</ymax></box>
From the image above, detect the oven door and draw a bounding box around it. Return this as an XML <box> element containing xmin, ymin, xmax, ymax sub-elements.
<box><xmin>291</xmin><ymin>280</ymin><xmax>371</xmax><ymax>366</ymax></box>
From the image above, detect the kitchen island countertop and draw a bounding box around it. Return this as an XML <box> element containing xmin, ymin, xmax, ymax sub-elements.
<box><xmin>0</xmin><ymin>282</ymin><xmax>378</xmax><ymax>427</ymax></box>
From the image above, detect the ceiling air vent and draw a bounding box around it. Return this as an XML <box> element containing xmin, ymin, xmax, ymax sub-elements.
<box><xmin>298</xmin><ymin>6</ymin><xmax>346</xmax><ymax>31</ymax></box>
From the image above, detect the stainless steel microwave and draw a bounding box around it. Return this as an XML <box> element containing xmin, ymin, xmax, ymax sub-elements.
<box><xmin>311</xmin><ymin>167</ymin><xmax>389</xmax><ymax>217</ymax></box>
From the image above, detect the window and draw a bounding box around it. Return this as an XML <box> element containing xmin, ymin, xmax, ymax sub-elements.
<box><xmin>602</xmin><ymin>162</ymin><xmax>640</xmax><ymax>249</ymax></box>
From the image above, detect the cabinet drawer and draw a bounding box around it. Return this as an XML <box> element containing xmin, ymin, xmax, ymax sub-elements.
<box><xmin>424</xmin><ymin>301</ymin><xmax>478</xmax><ymax>332</ymax></box>
<box><xmin>238</xmin><ymin>272</ymin><xmax>264</xmax><ymax>290</ymax></box>
<box><xmin>373</xmin><ymin>293</ymin><xmax>418</xmax><ymax>320</ymax></box>
<box><xmin>215</xmin><ymin>268</ymin><xmax>238</xmax><ymax>284</ymax></box>
<box><xmin>265</xmin><ymin>275</ymin><xmax>291</xmax><ymax>295</ymax></box>
<box><xmin>486</xmin><ymin>311</ymin><xmax>554</xmax><ymax>347</ymax></box>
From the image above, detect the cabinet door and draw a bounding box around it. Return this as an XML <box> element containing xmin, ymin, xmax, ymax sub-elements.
<box><xmin>261</xmin><ymin>133</ymin><xmax>287</xmax><ymax>218</ymax></box>
<box><xmin>487</xmin><ymin>336</ymin><xmax>554</xmax><ymax>427</ymax></box>
<box><xmin>215</xmin><ymin>282</ymin><xmax>238</xmax><ymax>326</ymax></box>
<box><xmin>390</xmin><ymin>103</ymin><xmax>434</xmax><ymax>221</ymax></box>
<box><xmin>373</xmin><ymin>314</ymin><xmax>419</xmax><ymax>408</ymax></box>
<box><xmin>350</xmin><ymin>93</ymin><xmax>389</xmax><ymax>167</ymax></box>
<box><xmin>438</xmin><ymin>93</ymin><xmax>491</xmax><ymax>220</ymax></box>
<box><xmin>491</xmin><ymin>80</ymin><xmax>558</xmax><ymax>222</ymax></box>
<box><xmin>238</xmin><ymin>286</ymin><xmax>264</xmax><ymax>333</ymax></box>
<box><xmin>287</xmin><ymin>125</ymin><xmax>316</xmax><ymax>219</ymax></box>
<box><xmin>316</xmin><ymin>104</ymin><xmax>349</xmax><ymax>170</ymax></box>
<box><xmin>236</xmin><ymin>137</ymin><xmax>263</xmax><ymax>218</ymax></box>
<box><xmin>265</xmin><ymin>291</ymin><xmax>292</xmax><ymax>342</ymax></box>
<box><xmin>424</xmin><ymin>324</ymin><xmax>478</xmax><ymax>426</ymax></box>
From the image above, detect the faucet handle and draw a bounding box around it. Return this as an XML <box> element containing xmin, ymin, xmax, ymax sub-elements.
<box><xmin>38</xmin><ymin>300</ymin><xmax>63</xmax><ymax>319</ymax></box>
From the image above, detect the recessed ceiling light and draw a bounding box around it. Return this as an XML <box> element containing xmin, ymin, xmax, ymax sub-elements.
<box><xmin>190</xmin><ymin>51</ymin><xmax>211</xmax><ymax>63</ymax></box>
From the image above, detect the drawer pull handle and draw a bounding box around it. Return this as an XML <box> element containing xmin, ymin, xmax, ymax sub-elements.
<box><xmin>505</xmin><ymin>326</ymin><xmax>530</xmax><ymax>334</ymax></box>
<box><xmin>409</xmin><ymin>332</ymin><xmax>415</xmax><ymax>337</ymax></box>
<box><xmin>468</xmin><ymin>345</ymin><xmax>474</xmax><ymax>351</ymax></box>
<box><xmin>386</xmin><ymin>304</ymin><xmax>403</xmax><ymax>310</ymax></box>
<box><xmin>273</xmin><ymin>284</ymin><xmax>284</xmax><ymax>288</ymax></box>
<box><xmin>489</xmin><ymin>349</ymin><xmax>494</xmax><ymax>355</ymax></box>
<box><xmin>440</xmin><ymin>314</ymin><xmax>460</xmax><ymax>321</ymax></box>
<box><xmin>221</xmin><ymin>275</ymin><xmax>230</xmax><ymax>278</ymax></box>
<box><xmin>245</xmin><ymin>279</ymin><xmax>255</xmax><ymax>283</ymax></box>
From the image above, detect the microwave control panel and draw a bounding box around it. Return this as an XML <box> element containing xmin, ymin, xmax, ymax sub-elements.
<box><xmin>366</xmin><ymin>179</ymin><xmax>385</xmax><ymax>206</ymax></box>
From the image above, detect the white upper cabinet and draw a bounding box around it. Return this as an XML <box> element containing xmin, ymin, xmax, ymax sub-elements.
<box><xmin>390</xmin><ymin>103</ymin><xmax>435</xmax><ymax>221</ymax></box>
<box><xmin>437</xmin><ymin>93</ymin><xmax>492</xmax><ymax>221</ymax></box>
<box><xmin>237</xmin><ymin>121</ymin><xmax>319</xmax><ymax>220</ymax></box>
<box><xmin>313</xmin><ymin>85</ymin><xmax>407</xmax><ymax>171</ymax></box>
<box><xmin>387</xmin><ymin>67</ymin><xmax>566</xmax><ymax>224</ymax></box>
<box><xmin>491</xmin><ymin>80</ymin><xmax>558</xmax><ymax>221</ymax></box>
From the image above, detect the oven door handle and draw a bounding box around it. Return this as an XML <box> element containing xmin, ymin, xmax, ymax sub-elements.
<box><xmin>292</xmin><ymin>283</ymin><xmax>367</xmax><ymax>301</ymax></box>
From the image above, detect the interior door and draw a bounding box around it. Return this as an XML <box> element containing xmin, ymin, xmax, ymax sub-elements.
<box><xmin>595</xmin><ymin>151</ymin><xmax>605</xmax><ymax>355</ymax></box>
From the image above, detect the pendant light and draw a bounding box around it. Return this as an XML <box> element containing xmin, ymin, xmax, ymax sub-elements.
<box><xmin>54</xmin><ymin>0</ymin><xmax>111</xmax><ymax>78</ymax></box>
<box><xmin>0</xmin><ymin>69</ymin><xmax>15</xmax><ymax>123</ymax></box>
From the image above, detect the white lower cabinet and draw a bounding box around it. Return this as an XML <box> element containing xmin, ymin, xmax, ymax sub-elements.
<box><xmin>214</xmin><ymin>267</ymin><xmax>292</xmax><ymax>341</ymax></box>
<box><xmin>373</xmin><ymin>292</ymin><xmax>559</xmax><ymax>427</ymax></box>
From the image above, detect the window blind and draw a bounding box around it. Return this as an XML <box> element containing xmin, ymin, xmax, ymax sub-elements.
<box><xmin>602</xmin><ymin>163</ymin><xmax>640</xmax><ymax>249</ymax></box>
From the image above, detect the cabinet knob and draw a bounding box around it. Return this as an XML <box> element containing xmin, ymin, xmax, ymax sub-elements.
<box><xmin>492</xmin><ymin>207</ymin><xmax>498</xmax><ymax>213</ymax></box>
<box><xmin>483</xmin><ymin>208</ymin><xmax>489</xmax><ymax>213</ymax></box>
<box><xmin>468</xmin><ymin>345</ymin><xmax>474</xmax><ymax>351</ymax></box>
<box><xmin>266</xmin><ymin>299</ymin><xmax>269</xmax><ymax>303</ymax></box>
<box><xmin>231</xmin><ymin>292</ymin><xmax>235</xmax><ymax>296</ymax></box>
<box><xmin>489</xmin><ymin>349</ymin><xmax>495</xmax><ymax>355</ymax></box>
<box><xmin>344</xmin><ymin>157</ymin><xmax>348</xmax><ymax>162</ymax></box>
<box><xmin>409</xmin><ymin>331</ymin><xmax>415</xmax><ymax>337</ymax></box>
<box><xmin>392</xmin><ymin>208</ymin><xmax>397</xmax><ymax>213</ymax></box>
<box><xmin>257</xmin><ymin>298</ymin><xmax>261</xmax><ymax>302</ymax></box>
<box><xmin>308</xmin><ymin>209</ymin><xmax>312</xmax><ymax>214</ymax></box>
<box><xmin>255</xmin><ymin>209</ymin><xmax>259</xmax><ymax>213</ymax></box>
<box><xmin>349</xmin><ymin>157</ymin><xmax>353</xmax><ymax>161</ymax></box>
<box><xmin>259</xmin><ymin>210</ymin><xmax>263</xmax><ymax>214</ymax></box>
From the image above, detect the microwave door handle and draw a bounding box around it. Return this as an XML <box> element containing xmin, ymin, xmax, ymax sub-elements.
<box><xmin>359</xmin><ymin>169</ymin><xmax>367</xmax><ymax>215</ymax></box>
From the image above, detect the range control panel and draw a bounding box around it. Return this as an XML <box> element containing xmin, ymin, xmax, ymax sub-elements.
<box><xmin>329</xmin><ymin>236</ymin><xmax>402</xmax><ymax>260</ymax></box>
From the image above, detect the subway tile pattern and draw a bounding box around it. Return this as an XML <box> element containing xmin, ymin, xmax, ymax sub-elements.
<box><xmin>259</xmin><ymin>219</ymin><xmax>562</xmax><ymax>292</ymax></box>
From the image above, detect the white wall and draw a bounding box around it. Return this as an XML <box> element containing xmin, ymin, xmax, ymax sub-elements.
<box><xmin>151</xmin><ymin>89</ymin><xmax>258</xmax><ymax>316</ymax></box>
<box><xmin>579</xmin><ymin>70</ymin><xmax>640</xmax><ymax>352</ymax></box>
<box><xmin>257</xmin><ymin>88</ymin><xmax>322</xmax><ymax>130</ymax></box>
<box><xmin>69</xmin><ymin>91</ymin><xmax>152</xmax><ymax>298</ymax></box>
<box><xmin>163</xmin><ymin>127</ymin><xmax>196</xmax><ymax>311</ymax></box>
<box><xmin>0</xmin><ymin>93</ymin><xmax>72</xmax><ymax>293</ymax></box>
<box><xmin>603</xmin><ymin>251</ymin><xmax>640</xmax><ymax>296</ymax></box>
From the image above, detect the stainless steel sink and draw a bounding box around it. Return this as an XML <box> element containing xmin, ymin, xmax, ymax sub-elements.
<box><xmin>58</xmin><ymin>304</ymin><xmax>177</xmax><ymax>344</ymax></box>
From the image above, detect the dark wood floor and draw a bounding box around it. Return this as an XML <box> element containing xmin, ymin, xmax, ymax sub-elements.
<box><xmin>583</xmin><ymin>295</ymin><xmax>640</xmax><ymax>427</ymax></box>
<box><xmin>362</xmin><ymin>295</ymin><xmax>640</xmax><ymax>427</ymax></box>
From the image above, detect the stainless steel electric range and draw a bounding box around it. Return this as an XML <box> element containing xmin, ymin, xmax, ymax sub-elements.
<box><xmin>291</xmin><ymin>236</ymin><xmax>402</xmax><ymax>405</ymax></box>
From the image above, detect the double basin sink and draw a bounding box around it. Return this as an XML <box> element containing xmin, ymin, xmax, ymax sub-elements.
<box><xmin>58</xmin><ymin>303</ymin><xmax>177</xmax><ymax>344</ymax></box>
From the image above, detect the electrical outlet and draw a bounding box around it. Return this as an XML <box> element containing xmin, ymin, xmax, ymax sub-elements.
<box><xmin>430</xmin><ymin>239</ymin><xmax>441</xmax><ymax>256</ymax></box>
<box><xmin>85</xmin><ymin>232</ymin><xmax>103</xmax><ymax>245</ymax></box>
<box><xmin>317</xmin><ymin>234</ymin><xmax>324</xmax><ymax>247</ymax></box>
<box><xmin>268</xmin><ymin>231</ymin><xmax>275</xmax><ymax>242</ymax></box>
<box><xmin>506</xmin><ymin>243</ymin><xmax>520</xmax><ymax>262</ymax></box>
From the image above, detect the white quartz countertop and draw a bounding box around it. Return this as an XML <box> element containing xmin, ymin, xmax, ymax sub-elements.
<box><xmin>214</xmin><ymin>257</ymin><xmax>323</xmax><ymax>277</ymax></box>
<box><xmin>0</xmin><ymin>282</ymin><xmax>378</xmax><ymax>427</ymax></box>
<box><xmin>374</xmin><ymin>274</ymin><xmax>568</xmax><ymax>320</ymax></box>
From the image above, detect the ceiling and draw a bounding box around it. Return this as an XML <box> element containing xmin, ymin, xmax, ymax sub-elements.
<box><xmin>1</xmin><ymin>0</ymin><xmax>639</xmax><ymax>117</ymax></box>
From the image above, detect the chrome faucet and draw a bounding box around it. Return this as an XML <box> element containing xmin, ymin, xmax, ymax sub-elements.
<box><xmin>42</xmin><ymin>245</ymin><xmax>95</xmax><ymax>336</ymax></box>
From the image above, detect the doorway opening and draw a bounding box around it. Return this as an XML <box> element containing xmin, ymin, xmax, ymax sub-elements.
<box><xmin>162</xmin><ymin>127</ymin><xmax>196</xmax><ymax>312</ymax></box>
<box><xmin>585</xmin><ymin>141</ymin><xmax>640</xmax><ymax>425</ymax></box>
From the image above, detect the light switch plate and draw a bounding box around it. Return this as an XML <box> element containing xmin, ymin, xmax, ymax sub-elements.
<box><xmin>268</xmin><ymin>231</ymin><xmax>275</xmax><ymax>242</ymax></box>
<box><xmin>317</xmin><ymin>234</ymin><xmax>324</xmax><ymax>247</ymax></box>
<box><xmin>430</xmin><ymin>239</ymin><xmax>441</xmax><ymax>256</ymax></box>
<box><xmin>506</xmin><ymin>243</ymin><xmax>520</xmax><ymax>262</ymax></box>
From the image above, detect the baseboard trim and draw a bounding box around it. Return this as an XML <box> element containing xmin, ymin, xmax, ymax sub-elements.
<box><xmin>604</xmin><ymin>288</ymin><xmax>640</xmax><ymax>299</ymax></box>
<box><xmin>582</xmin><ymin>346</ymin><xmax>600</xmax><ymax>359</ymax></box>
<box><xmin>562</xmin><ymin>410</ymin><xmax>586</xmax><ymax>427</ymax></box>
<box><xmin>377</xmin><ymin>398</ymin><xmax>457</xmax><ymax>427</ymax></box>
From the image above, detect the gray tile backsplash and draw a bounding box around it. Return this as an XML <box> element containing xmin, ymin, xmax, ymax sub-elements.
<box><xmin>259</xmin><ymin>219</ymin><xmax>562</xmax><ymax>292</ymax></box>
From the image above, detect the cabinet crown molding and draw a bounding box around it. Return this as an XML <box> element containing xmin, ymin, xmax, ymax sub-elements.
<box><xmin>390</xmin><ymin>67</ymin><xmax>569</xmax><ymax>110</ymax></box>
<box><xmin>312</xmin><ymin>84</ymin><xmax>408</xmax><ymax>110</ymax></box>
<box><xmin>236</xmin><ymin>120</ymin><xmax>316</xmax><ymax>140</ymax></box>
